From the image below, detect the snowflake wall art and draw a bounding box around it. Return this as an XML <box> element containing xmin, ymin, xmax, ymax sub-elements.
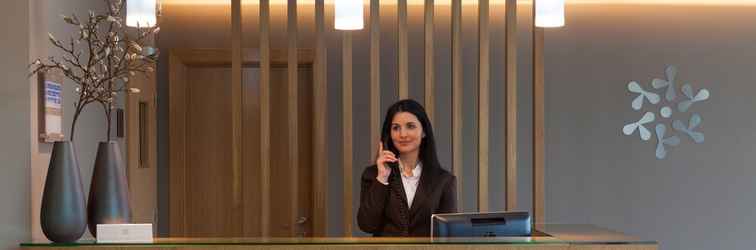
<box><xmin>622</xmin><ymin>66</ymin><xmax>710</xmax><ymax>159</ymax></box>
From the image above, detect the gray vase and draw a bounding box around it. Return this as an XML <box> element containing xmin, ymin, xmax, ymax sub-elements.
<box><xmin>41</xmin><ymin>141</ymin><xmax>87</xmax><ymax>243</ymax></box>
<box><xmin>87</xmin><ymin>141</ymin><xmax>131</xmax><ymax>236</ymax></box>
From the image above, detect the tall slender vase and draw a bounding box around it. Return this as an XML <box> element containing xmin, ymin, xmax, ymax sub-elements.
<box><xmin>41</xmin><ymin>141</ymin><xmax>87</xmax><ymax>243</ymax></box>
<box><xmin>87</xmin><ymin>141</ymin><xmax>131</xmax><ymax>236</ymax></box>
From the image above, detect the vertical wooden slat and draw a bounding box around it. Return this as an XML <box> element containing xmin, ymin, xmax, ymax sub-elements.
<box><xmin>397</xmin><ymin>0</ymin><xmax>408</xmax><ymax>99</ymax></box>
<box><xmin>342</xmin><ymin>32</ymin><xmax>354</xmax><ymax>237</ymax></box>
<box><xmin>287</xmin><ymin>0</ymin><xmax>299</xmax><ymax>236</ymax></box>
<box><xmin>424</xmin><ymin>0</ymin><xmax>434</xmax><ymax>124</ymax></box>
<box><xmin>370</xmin><ymin>0</ymin><xmax>381</xmax><ymax>154</ymax></box>
<box><xmin>259</xmin><ymin>0</ymin><xmax>271</xmax><ymax>237</ymax></box>
<box><xmin>168</xmin><ymin>54</ymin><xmax>187</xmax><ymax>236</ymax></box>
<box><xmin>532</xmin><ymin>0</ymin><xmax>546</xmax><ymax>227</ymax></box>
<box><xmin>451</xmin><ymin>0</ymin><xmax>463</xmax><ymax>211</ymax></box>
<box><xmin>312</xmin><ymin>0</ymin><xmax>328</xmax><ymax>237</ymax></box>
<box><xmin>505</xmin><ymin>0</ymin><xmax>518</xmax><ymax>212</ymax></box>
<box><xmin>231</xmin><ymin>0</ymin><xmax>243</xmax><ymax>236</ymax></box>
<box><xmin>478</xmin><ymin>0</ymin><xmax>490</xmax><ymax>213</ymax></box>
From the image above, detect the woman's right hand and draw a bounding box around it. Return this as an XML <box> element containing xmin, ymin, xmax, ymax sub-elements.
<box><xmin>375</xmin><ymin>142</ymin><xmax>397</xmax><ymax>184</ymax></box>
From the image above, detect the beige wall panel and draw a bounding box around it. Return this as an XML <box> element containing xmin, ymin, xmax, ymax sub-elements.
<box><xmin>398</xmin><ymin>0</ymin><xmax>409</xmax><ymax>99</ymax></box>
<box><xmin>478</xmin><ymin>0</ymin><xmax>490</xmax><ymax>213</ymax></box>
<box><xmin>504</xmin><ymin>0</ymin><xmax>518</xmax><ymax>212</ymax></box>
<box><xmin>287</xmin><ymin>0</ymin><xmax>300</xmax><ymax>237</ymax></box>
<box><xmin>231</xmin><ymin>0</ymin><xmax>244</xmax><ymax>237</ymax></box>
<box><xmin>451</xmin><ymin>0</ymin><xmax>463</xmax><ymax>211</ymax></box>
<box><xmin>311</xmin><ymin>0</ymin><xmax>328</xmax><ymax>237</ymax></box>
<box><xmin>424</xmin><ymin>0</ymin><xmax>435</xmax><ymax>124</ymax></box>
<box><xmin>370</xmin><ymin>0</ymin><xmax>381</xmax><ymax>155</ymax></box>
<box><xmin>342</xmin><ymin>32</ymin><xmax>354</xmax><ymax>237</ymax></box>
<box><xmin>259</xmin><ymin>0</ymin><xmax>272</xmax><ymax>237</ymax></box>
<box><xmin>532</xmin><ymin>0</ymin><xmax>546</xmax><ymax>226</ymax></box>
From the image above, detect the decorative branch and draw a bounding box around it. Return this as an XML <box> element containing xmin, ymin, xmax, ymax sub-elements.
<box><xmin>29</xmin><ymin>0</ymin><xmax>159</xmax><ymax>141</ymax></box>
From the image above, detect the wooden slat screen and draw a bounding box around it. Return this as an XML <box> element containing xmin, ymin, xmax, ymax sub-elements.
<box><xmin>259</xmin><ymin>0</ymin><xmax>271</xmax><ymax>237</ymax></box>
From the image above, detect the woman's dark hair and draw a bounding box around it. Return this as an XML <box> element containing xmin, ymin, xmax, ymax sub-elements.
<box><xmin>381</xmin><ymin>99</ymin><xmax>442</xmax><ymax>170</ymax></box>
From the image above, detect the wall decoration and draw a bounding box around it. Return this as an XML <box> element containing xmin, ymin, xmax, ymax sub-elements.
<box><xmin>654</xmin><ymin>124</ymin><xmax>680</xmax><ymax>159</ymax></box>
<box><xmin>652</xmin><ymin>65</ymin><xmax>678</xmax><ymax>102</ymax></box>
<box><xmin>627</xmin><ymin>81</ymin><xmax>660</xmax><ymax>110</ymax></box>
<box><xmin>678</xmin><ymin>84</ymin><xmax>710</xmax><ymax>112</ymax></box>
<box><xmin>38</xmin><ymin>69</ymin><xmax>65</xmax><ymax>143</ymax></box>
<box><xmin>623</xmin><ymin>112</ymin><xmax>655</xmax><ymax>141</ymax></box>
<box><xmin>673</xmin><ymin>114</ymin><xmax>705</xmax><ymax>143</ymax></box>
<box><xmin>623</xmin><ymin>65</ymin><xmax>711</xmax><ymax>159</ymax></box>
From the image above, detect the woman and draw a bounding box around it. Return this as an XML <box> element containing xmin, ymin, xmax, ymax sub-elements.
<box><xmin>357</xmin><ymin>99</ymin><xmax>457</xmax><ymax>237</ymax></box>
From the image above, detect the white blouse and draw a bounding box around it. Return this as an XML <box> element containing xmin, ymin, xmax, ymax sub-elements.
<box><xmin>376</xmin><ymin>162</ymin><xmax>423</xmax><ymax>207</ymax></box>
<box><xmin>401</xmin><ymin>163</ymin><xmax>422</xmax><ymax>208</ymax></box>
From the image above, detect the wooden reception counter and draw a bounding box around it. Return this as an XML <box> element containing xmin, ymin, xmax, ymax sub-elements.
<box><xmin>21</xmin><ymin>224</ymin><xmax>657</xmax><ymax>250</ymax></box>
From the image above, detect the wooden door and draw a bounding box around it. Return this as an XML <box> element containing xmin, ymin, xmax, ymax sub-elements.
<box><xmin>169</xmin><ymin>49</ymin><xmax>314</xmax><ymax>237</ymax></box>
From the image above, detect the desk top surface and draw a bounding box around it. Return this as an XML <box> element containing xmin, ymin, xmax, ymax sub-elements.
<box><xmin>21</xmin><ymin>224</ymin><xmax>657</xmax><ymax>247</ymax></box>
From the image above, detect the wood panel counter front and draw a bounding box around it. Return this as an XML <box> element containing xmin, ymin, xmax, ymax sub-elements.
<box><xmin>21</xmin><ymin>225</ymin><xmax>657</xmax><ymax>250</ymax></box>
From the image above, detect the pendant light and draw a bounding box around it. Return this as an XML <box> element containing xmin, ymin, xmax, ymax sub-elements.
<box><xmin>335</xmin><ymin>0</ymin><xmax>364</xmax><ymax>30</ymax></box>
<box><xmin>535</xmin><ymin>0</ymin><xmax>565</xmax><ymax>28</ymax></box>
<box><xmin>127</xmin><ymin>0</ymin><xmax>157</xmax><ymax>28</ymax></box>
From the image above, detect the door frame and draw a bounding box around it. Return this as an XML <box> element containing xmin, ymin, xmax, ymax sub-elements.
<box><xmin>167</xmin><ymin>48</ymin><xmax>315</xmax><ymax>236</ymax></box>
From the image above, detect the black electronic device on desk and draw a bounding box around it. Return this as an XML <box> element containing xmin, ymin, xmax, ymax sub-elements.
<box><xmin>431</xmin><ymin>211</ymin><xmax>532</xmax><ymax>238</ymax></box>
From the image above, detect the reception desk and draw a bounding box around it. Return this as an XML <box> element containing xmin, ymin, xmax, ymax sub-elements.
<box><xmin>21</xmin><ymin>224</ymin><xmax>657</xmax><ymax>250</ymax></box>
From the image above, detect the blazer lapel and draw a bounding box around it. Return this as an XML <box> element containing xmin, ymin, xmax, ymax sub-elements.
<box><xmin>389</xmin><ymin>171</ymin><xmax>409</xmax><ymax>211</ymax></box>
<box><xmin>408</xmin><ymin>167</ymin><xmax>434</xmax><ymax>217</ymax></box>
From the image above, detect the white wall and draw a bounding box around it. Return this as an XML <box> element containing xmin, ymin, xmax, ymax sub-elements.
<box><xmin>0</xmin><ymin>1</ymin><xmax>31</xmax><ymax>249</ymax></box>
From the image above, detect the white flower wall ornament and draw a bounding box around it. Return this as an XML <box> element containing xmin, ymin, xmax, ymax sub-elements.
<box><xmin>623</xmin><ymin>66</ymin><xmax>711</xmax><ymax>159</ymax></box>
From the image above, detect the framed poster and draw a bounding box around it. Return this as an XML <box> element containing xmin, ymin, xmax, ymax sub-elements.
<box><xmin>38</xmin><ymin>69</ymin><xmax>64</xmax><ymax>142</ymax></box>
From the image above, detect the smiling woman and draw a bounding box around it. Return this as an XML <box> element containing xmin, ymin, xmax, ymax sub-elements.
<box><xmin>357</xmin><ymin>99</ymin><xmax>457</xmax><ymax>237</ymax></box>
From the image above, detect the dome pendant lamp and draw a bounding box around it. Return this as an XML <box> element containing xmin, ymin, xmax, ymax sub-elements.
<box><xmin>535</xmin><ymin>0</ymin><xmax>565</xmax><ymax>28</ymax></box>
<box><xmin>335</xmin><ymin>0</ymin><xmax>364</xmax><ymax>30</ymax></box>
<box><xmin>127</xmin><ymin>0</ymin><xmax>157</xmax><ymax>28</ymax></box>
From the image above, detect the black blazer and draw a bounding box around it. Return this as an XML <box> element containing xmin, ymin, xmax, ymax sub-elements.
<box><xmin>357</xmin><ymin>164</ymin><xmax>457</xmax><ymax>237</ymax></box>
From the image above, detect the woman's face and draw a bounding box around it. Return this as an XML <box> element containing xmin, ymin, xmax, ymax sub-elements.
<box><xmin>390</xmin><ymin>112</ymin><xmax>424</xmax><ymax>155</ymax></box>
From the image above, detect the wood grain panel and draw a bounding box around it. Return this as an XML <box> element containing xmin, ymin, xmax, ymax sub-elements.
<box><xmin>342</xmin><ymin>31</ymin><xmax>354</xmax><ymax>237</ymax></box>
<box><xmin>532</xmin><ymin>0</ymin><xmax>546</xmax><ymax>227</ymax></box>
<box><xmin>242</xmin><ymin>66</ymin><xmax>262</xmax><ymax>237</ymax></box>
<box><xmin>287</xmin><ymin>0</ymin><xmax>300</xmax><ymax>236</ymax></box>
<box><xmin>505</xmin><ymin>0</ymin><xmax>518</xmax><ymax>212</ymax></box>
<box><xmin>424</xmin><ymin>0</ymin><xmax>434</xmax><ymax>124</ymax></box>
<box><xmin>260</xmin><ymin>0</ymin><xmax>272</xmax><ymax>237</ymax></box>
<box><xmin>398</xmin><ymin>0</ymin><xmax>408</xmax><ymax>99</ymax></box>
<box><xmin>168</xmin><ymin>53</ymin><xmax>187</xmax><ymax>236</ymax></box>
<box><xmin>451</xmin><ymin>0</ymin><xmax>463</xmax><ymax>211</ymax></box>
<box><xmin>269</xmin><ymin>68</ymin><xmax>292</xmax><ymax>237</ymax></box>
<box><xmin>370</xmin><ymin>0</ymin><xmax>381</xmax><ymax>155</ymax></box>
<box><xmin>185</xmin><ymin>67</ymin><xmax>236</xmax><ymax>236</ymax></box>
<box><xmin>478</xmin><ymin>0</ymin><xmax>490</xmax><ymax>213</ymax></box>
<box><xmin>312</xmin><ymin>0</ymin><xmax>328</xmax><ymax>237</ymax></box>
<box><xmin>296</xmin><ymin>68</ymin><xmax>315</xmax><ymax>237</ymax></box>
<box><xmin>231</xmin><ymin>0</ymin><xmax>243</xmax><ymax>236</ymax></box>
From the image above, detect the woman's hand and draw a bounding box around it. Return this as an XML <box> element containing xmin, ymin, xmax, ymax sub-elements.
<box><xmin>375</xmin><ymin>142</ymin><xmax>397</xmax><ymax>184</ymax></box>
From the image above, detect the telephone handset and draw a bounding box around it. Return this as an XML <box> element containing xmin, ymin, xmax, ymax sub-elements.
<box><xmin>382</xmin><ymin>137</ymin><xmax>400</xmax><ymax>174</ymax></box>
